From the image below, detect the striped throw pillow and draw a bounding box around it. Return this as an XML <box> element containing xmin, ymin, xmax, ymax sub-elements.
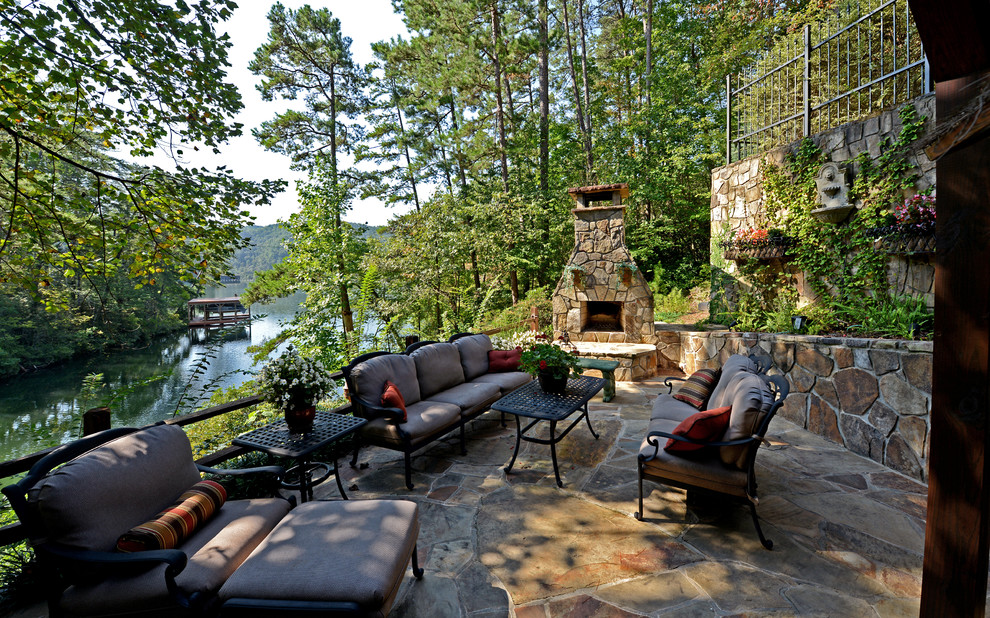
<box><xmin>672</xmin><ymin>368</ymin><xmax>721</xmax><ymax>409</ymax></box>
<box><xmin>116</xmin><ymin>480</ymin><xmax>227</xmax><ymax>552</ymax></box>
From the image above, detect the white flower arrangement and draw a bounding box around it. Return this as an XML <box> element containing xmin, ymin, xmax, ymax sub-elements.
<box><xmin>490</xmin><ymin>329</ymin><xmax>541</xmax><ymax>351</ymax></box>
<box><xmin>257</xmin><ymin>345</ymin><xmax>335</xmax><ymax>413</ymax></box>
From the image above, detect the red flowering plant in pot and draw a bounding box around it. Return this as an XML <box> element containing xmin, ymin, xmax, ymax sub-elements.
<box><xmin>519</xmin><ymin>334</ymin><xmax>581</xmax><ymax>395</ymax></box>
<box><xmin>258</xmin><ymin>345</ymin><xmax>335</xmax><ymax>433</ymax></box>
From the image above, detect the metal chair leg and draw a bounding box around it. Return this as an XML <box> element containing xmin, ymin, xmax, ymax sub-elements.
<box><xmin>411</xmin><ymin>544</ymin><xmax>425</xmax><ymax>579</ymax></box>
<box><xmin>404</xmin><ymin>451</ymin><xmax>414</xmax><ymax>490</ymax></box>
<box><xmin>750</xmin><ymin>502</ymin><xmax>773</xmax><ymax>550</ymax></box>
<box><xmin>635</xmin><ymin>461</ymin><xmax>645</xmax><ymax>520</ymax></box>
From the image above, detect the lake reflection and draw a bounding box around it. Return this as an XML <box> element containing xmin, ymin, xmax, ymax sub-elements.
<box><xmin>0</xmin><ymin>285</ymin><xmax>304</xmax><ymax>461</ymax></box>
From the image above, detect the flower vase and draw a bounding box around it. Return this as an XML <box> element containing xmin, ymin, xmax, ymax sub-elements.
<box><xmin>537</xmin><ymin>370</ymin><xmax>568</xmax><ymax>395</ymax></box>
<box><xmin>285</xmin><ymin>405</ymin><xmax>316</xmax><ymax>433</ymax></box>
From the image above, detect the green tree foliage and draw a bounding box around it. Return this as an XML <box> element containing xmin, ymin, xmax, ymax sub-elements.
<box><xmin>229</xmin><ymin>225</ymin><xmax>291</xmax><ymax>280</ymax></box>
<box><xmin>0</xmin><ymin>1</ymin><xmax>284</xmax><ymax>374</ymax></box>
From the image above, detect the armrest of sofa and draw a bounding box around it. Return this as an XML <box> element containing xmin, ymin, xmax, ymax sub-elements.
<box><xmin>351</xmin><ymin>395</ymin><xmax>406</xmax><ymax>423</ymax></box>
<box><xmin>641</xmin><ymin>431</ymin><xmax>764</xmax><ymax>461</ymax></box>
<box><xmin>662</xmin><ymin>376</ymin><xmax>686</xmax><ymax>394</ymax></box>
<box><xmin>42</xmin><ymin>543</ymin><xmax>188</xmax><ymax>591</ymax></box>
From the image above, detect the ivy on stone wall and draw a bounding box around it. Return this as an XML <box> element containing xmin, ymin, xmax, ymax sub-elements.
<box><xmin>731</xmin><ymin>105</ymin><xmax>933</xmax><ymax>338</ymax></box>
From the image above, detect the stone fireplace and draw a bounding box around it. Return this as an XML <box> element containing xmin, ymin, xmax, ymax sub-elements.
<box><xmin>552</xmin><ymin>184</ymin><xmax>655</xmax><ymax>344</ymax></box>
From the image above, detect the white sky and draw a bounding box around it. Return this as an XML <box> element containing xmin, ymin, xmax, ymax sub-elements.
<box><xmin>157</xmin><ymin>0</ymin><xmax>414</xmax><ymax>227</ymax></box>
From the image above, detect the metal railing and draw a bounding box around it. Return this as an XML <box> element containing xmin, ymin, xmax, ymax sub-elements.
<box><xmin>727</xmin><ymin>0</ymin><xmax>930</xmax><ymax>163</ymax></box>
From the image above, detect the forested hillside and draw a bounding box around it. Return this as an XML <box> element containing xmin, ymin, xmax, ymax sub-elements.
<box><xmin>241</xmin><ymin>0</ymin><xmax>817</xmax><ymax>368</ymax></box>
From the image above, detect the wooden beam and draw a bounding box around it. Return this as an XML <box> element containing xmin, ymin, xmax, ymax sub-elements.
<box><xmin>921</xmin><ymin>71</ymin><xmax>990</xmax><ymax>617</ymax></box>
<box><xmin>909</xmin><ymin>0</ymin><xmax>990</xmax><ymax>82</ymax></box>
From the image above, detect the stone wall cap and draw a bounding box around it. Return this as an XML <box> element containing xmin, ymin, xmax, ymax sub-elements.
<box><xmin>571</xmin><ymin>205</ymin><xmax>626</xmax><ymax>214</ymax></box>
<box><xmin>903</xmin><ymin>341</ymin><xmax>933</xmax><ymax>353</ymax></box>
<box><xmin>568</xmin><ymin>183</ymin><xmax>629</xmax><ymax>196</ymax></box>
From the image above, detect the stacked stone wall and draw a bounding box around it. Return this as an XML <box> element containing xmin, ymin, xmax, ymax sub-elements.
<box><xmin>710</xmin><ymin>94</ymin><xmax>937</xmax><ymax>309</ymax></box>
<box><xmin>673</xmin><ymin>329</ymin><xmax>931</xmax><ymax>482</ymax></box>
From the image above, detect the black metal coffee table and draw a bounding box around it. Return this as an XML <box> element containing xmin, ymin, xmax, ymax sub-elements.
<box><xmin>492</xmin><ymin>375</ymin><xmax>605</xmax><ymax>487</ymax></box>
<box><xmin>233</xmin><ymin>411</ymin><xmax>366</xmax><ymax>502</ymax></box>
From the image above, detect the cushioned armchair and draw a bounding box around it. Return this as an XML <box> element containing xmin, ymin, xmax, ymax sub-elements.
<box><xmin>3</xmin><ymin>423</ymin><xmax>291</xmax><ymax>617</ymax></box>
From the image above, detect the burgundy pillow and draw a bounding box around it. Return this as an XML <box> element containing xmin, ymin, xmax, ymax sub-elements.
<box><xmin>672</xmin><ymin>368</ymin><xmax>721</xmax><ymax>409</ymax></box>
<box><xmin>487</xmin><ymin>348</ymin><xmax>522</xmax><ymax>373</ymax></box>
<box><xmin>664</xmin><ymin>405</ymin><xmax>732</xmax><ymax>453</ymax></box>
<box><xmin>381</xmin><ymin>380</ymin><xmax>407</xmax><ymax>422</ymax></box>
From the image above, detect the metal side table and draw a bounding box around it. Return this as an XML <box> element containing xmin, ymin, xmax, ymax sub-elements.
<box><xmin>233</xmin><ymin>411</ymin><xmax>366</xmax><ymax>502</ymax></box>
<box><xmin>492</xmin><ymin>375</ymin><xmax>605</xmax><ymax>487</ymax></box>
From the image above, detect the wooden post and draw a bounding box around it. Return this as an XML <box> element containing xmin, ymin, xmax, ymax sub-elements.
<box><xmin>404</xmin><ymin>335</ymin><xmax>420</xmax><ymax>349</ymax></box>
<box><xmin>920</xmin><ymin>72</ymin><xmax>990</xmax><ymax>617</ymax></box>
<box><xmin>82</xmin><ymin>407</ymin><xmax>111</xmax><ymax>436</ymax></box>
<box><xmin>528</xmin><ymin>307</ymin><xmax>539</xmax><ymax>332</ymax></box>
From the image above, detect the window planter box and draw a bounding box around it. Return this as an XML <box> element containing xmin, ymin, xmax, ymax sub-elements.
<box><xmin>720</xmin><ymin>236</ymin><xmax>796</xmax><ymax>261</ymax></box>
<box><xmin>865</xmin><ymin>224</ymin><xmax>935</xmax><ymax>255</ymax></box>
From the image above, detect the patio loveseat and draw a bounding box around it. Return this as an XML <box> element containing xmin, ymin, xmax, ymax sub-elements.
<box><xmin>636</xmin><ymin>354</ymin><xmax>789</xmax><ymax>549</ymax></box>
<box><xmin>3</xmin><ymin>423</ymin><xmax>423</xmax><ymax>617</ymax></box>
<box><xmin>342</xmin><ymin>333</ymin><xmax>531</xmax><ymax>489</ymax></box>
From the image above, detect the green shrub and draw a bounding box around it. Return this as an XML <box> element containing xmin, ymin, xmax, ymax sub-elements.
<box><xmin>654</xmin><ymin>288</ymin><xmax>692</xmax><ymax>322</ymax></box>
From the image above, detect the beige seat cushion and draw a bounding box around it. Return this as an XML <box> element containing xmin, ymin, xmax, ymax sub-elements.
<box><xmin>650</xmin><ymin>394</ymin><xmax>701</xmax><ymax>423</ymax></box>
<box><xmin>639</xmin><ymin>421</ymin><xmax>748</xmax><ymax>498</ymax></box>
<box><xmin>409</xmin><ymin>343</ymin><xmax>466</xmax><ymax>399</ymax></box>
<box><xmin>360</xmin><ymin>400</ymin><xmax>461</xmax><ymax>447</ymax></box>
<box><xmin>451</xmin><ymin>334</ymin><xmax>493</xmax><ymax>380</ymax></box>
<box><xmin>219</xmin><ymin>500</ymin><xmax>420</xmax><ymax>617</ymax></box>
<box><xmin>425</xmin><ymin>382</ymin><xmax>500</xmax><ymax>416</ymax></box>
<box><xmin>350</xmin><ymin>354</ymin><xmax>422</xmax><ymax>407</ymax></box>
<box><xmin>706</xmin><ymin>355</ymin><xmax>758</xmax><ymax>409</ymax></box>
<box><xmin>60</xmin><ymin>497</ymin><xmax>291</xmax><ymax>616</ymax></box>
<box><xmin>469</xmin><ymin>371</ymin><xmax>531</xmax><ymax>395</ymax></box>
<box><xmin>719</xmin><ymin>373</ymin><xmax>774</xmax><ymax>469</ymax></box>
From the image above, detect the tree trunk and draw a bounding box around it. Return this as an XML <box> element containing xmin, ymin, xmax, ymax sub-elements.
<box><xmin>330</xmin><ymin>71</ymin><xmax>353</xmax><ymax>335</ymax></box>
<box><xmin>393</xmin><ymin>83</ymin><xmax>421</xmax><ymax>212</ymax></box>
<box><xmin>490</xmin><ymin>1</ymin><xmax>510</xmax><ymax>192</ymax></box>
<box><xmin>539</xmin><ymin>0</ymin><xmax>549</xmax><ymax>203</ymax></box>
<box><xmin>562</xmin><ymin>0</ymin><xmax>593</xmax><ymax>182</ymax></box>
<box><xmin>578</xmin><ymin>0</ymin><xmax>594</xmax><ymax>182</ymax></box>
<box><xmin>644</xmin><ymin>0</ymin><xmax>653</xmax><ymax>110</ymax></box>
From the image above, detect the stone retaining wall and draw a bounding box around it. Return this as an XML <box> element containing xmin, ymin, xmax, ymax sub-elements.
<box><xmin>672</xmin><ymin>329</ymin><xmax>932</xmax><ymax>482</ymax></box>
<box><xmin>710</xmin><ymin>94</ymin><xmax>937</xmax><ymax>309</ymax></box>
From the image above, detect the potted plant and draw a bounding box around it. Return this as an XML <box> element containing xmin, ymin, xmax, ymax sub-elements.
<box><xmin>519</xmin><ymin>334</ymin><xmax>582</xmax><ymax>395</ymax></box>
<box><xmin>566</xmin><ymin>264</ymin><xmax>587</xmax><ymax>288</ymax></box>
<box><xmin>257</xmin><ymin>345</ymin><xmax>335</xmax><ymax>433</ymax></box>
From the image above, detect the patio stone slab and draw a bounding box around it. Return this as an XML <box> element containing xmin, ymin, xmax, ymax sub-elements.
<box><xmin>679</xmin><ymin>561</ymin><xmax>794</xmax><ymax>613</ymax></box>
<box><xmin>594</xmin><ymin>571</ymin><xmax>703</xmax><ymax>614</ymax></box>
<box><xmin>477</xmin><ymin>485</ymin><xmax>701</xmax><ymax>604</ymax></box>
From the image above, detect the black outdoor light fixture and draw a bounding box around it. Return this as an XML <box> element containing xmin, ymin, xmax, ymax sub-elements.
<box><xmin>791</xmin><ymin>315</ymin><xmax>808</xmax><ymax>333</ymax></box>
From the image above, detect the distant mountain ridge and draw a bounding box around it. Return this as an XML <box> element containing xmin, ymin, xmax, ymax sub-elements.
<box><xmin>230</xmin><ymin>222</ymin><xmax>380</xmax><ymax>279</ymax></box>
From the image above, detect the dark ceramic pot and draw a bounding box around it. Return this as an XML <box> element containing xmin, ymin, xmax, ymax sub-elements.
<box><xmin>285</xmin><ymin>405</ymin><xmax>316</xmax><ymax>433</ymax></box>
<box><xmin>537</xmin><ymin>371</ymin><xmax>568</xmax><ymax>395</ymax></box>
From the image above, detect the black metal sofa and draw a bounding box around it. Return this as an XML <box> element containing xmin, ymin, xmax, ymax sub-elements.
<box><xmin>3</xmin><ymin>423</ymin><xmax>423</xmax><ymax>617</ymax></box>
<box><xmin>636</xmin><ymin>354</ymin><xmax>790</xmax><ymax>549</ymax></box>
<box><xmin>342</xmin><ymin>333</ymin><xmax>530</xmax><ymax>489</ymax></box>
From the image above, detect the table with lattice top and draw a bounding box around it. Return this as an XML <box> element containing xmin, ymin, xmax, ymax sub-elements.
<box><xmin>233</xmin><ymin>411</ymin><xmax>366</xmax><ymax>502</ymax></box>
<box><xmin>492</xmin><ymin>375</ymin><xmax>605</xmax><ymax>487</ymax></box>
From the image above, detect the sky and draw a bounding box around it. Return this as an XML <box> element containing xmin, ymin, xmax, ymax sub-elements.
<box><xmin>156</xmin><ymin>0</ymin><xmax>414</xmax><ymax>227</ymax></box>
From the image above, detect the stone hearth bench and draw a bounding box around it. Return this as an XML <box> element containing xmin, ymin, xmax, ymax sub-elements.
<box><xmin>571</xmin><ymin>341</ymin><xmax>658</xmax><ymax>381</ymax></box>
<box><xmin>342</xmin><ymin>333</ymin><xmax>531</xmax><ymax>489</ymax></box>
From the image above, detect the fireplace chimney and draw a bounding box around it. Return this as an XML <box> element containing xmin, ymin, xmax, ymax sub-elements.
<box><xmin>552</xmin><ymin>183</ymin><xmax>655</xmax><ymax>344</ymax></box>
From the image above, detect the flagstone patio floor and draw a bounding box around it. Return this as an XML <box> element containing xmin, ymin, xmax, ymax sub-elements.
<box><xmin>331</xmin><ymin>375</ymin><xmax>932</xmax><ymax>617</ymax></box>
<box><xmin>9</xmin><ymin>375</ymin><xmax>939</xmax><ymax>617</ymax></box>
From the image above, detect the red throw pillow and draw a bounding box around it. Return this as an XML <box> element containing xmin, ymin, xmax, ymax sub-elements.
<box><xmin>664</xmin><ymin>406</ymin><xmax>732</xmax><ymax>453</ymax></box>
<box><xmin>487</xmin><ymin>348</ymin><xmax>522</xmax><ymax>372</ymax></box>
<box><xmin>381</xmin><ymin>380</ymin><xmax>408</xmax><ymax>422</ymax></box>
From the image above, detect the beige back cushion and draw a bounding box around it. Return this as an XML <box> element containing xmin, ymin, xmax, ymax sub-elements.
<box><xmin>351</xmin><ymin>354</ymin><xmax>422</xmax><ymax>406</ymax></box>
<box><xmin>719</xmin><ymin>373</ymin><xmax>774</xmax><ymax>469</ymax></box>
<box><xmin>707</xmin><ymin>355</ymin><xmax>758</xmax><ymax>409</ymax></box>
<box><xmin>410</xmin><ymin>343</ymin><xmax>466</xmax><ymax>398</ymax></box>
<box><xmin>452</xmin><ymin>334</ymin><xmax>492</xmax><ymax>380</ymax></box>
<box><xmin>28</xmin><ymin>424</ymin><xmax>201</xmax><ymax>551</ymax></box>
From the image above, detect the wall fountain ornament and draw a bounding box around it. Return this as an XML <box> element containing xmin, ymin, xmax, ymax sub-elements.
<box><xmin>810</xmin><ymin>162</ymin><xmax>855</xmax><ymax>223</ymax></box>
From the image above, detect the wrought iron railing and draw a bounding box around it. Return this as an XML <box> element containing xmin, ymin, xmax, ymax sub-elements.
<box><xmin>727</xmin><ymin>0</ymin><xmax>930</xmax><ymax>163</ymax></box>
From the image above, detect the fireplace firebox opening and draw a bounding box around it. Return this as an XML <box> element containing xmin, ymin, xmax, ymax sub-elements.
<box><xmin>583</xmin><ymin>301</ymin><xmax>623</xmax><ymax>332</ymax></box>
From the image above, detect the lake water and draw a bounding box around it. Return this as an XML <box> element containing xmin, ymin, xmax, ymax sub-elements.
<box><xmin>0</xmin><ymin>284</ymin><xmax>304</xmax><ymax>462</ymax></box>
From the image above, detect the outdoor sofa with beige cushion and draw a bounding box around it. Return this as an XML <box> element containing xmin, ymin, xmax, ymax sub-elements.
<box><xmin>636</xmin><ymin>354</ymin><xmax>789</xmax><ymax>549</ymax></box>
<box><xmin>342</xmin><ymin>333</ymin><xmax>530</xmax><ymax>489</ymax></box>
<box><xmin>3</xmin><ymin>423</ymin><xmax>423</xmax><ymax>617</ymax></box>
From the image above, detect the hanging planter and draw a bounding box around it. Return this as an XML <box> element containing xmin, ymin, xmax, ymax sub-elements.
<box><xmin>616</xmin><ymin>262</ymin><xmax>638</xmax><ymax>287</ymax></box>
<box><xmin>719</xmin><ymin>234</ymin><xmax>796</xmax><ymax>261</ymax></box>
<box><xmin>865</xmin><ymin>223</ymin><xmax>936</xmax><ymax>255</ymax></box>
<box><xmin>566</xmin><ymin>265</ymin><xmax>587</xmax><ymax>288</ymax></box>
